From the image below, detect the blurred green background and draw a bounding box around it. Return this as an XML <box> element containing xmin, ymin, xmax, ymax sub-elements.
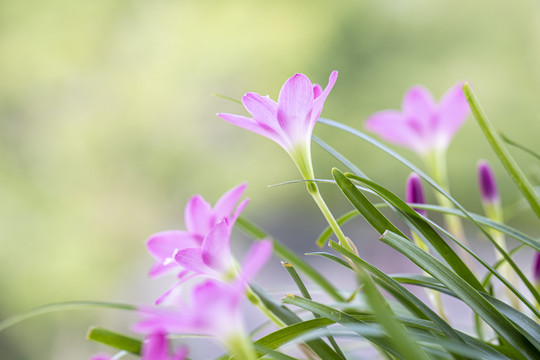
<box><xmin>2</xmin><ymin>0</ymin><xmax>540</xmax><ymax>358</ymax></box>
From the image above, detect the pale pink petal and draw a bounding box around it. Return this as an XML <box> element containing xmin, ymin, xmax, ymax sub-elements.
<box><xmin>213</xmin><ymin>183</ymin><xmax>247</xmax><ymax>222</ymax></box>
<box><xmin>142</xmin><ymin>332</ymin><xmax>168</xmax><ymax>360</ymax></box>
<box><xmin>309</xmin><ymin>71</ymin><xmax>338</xmax><ymax>129</ymax></box>
<box><xmin>146</xmin><ymin>231</ymin><xmax>199</xmax><ymax>277</ymax></box>
<box><xmin>174</xmin><ymin>248</ymin><xmax>211</xmax><ymax>274</ymax></box>
<box><xmin>238</xmin><ymin>239</ymin><xmax>273</xmax><ymax>283</ymax></box>
<box><xmin>277</xmin><ymin>73</ymin><xmax>314</xmax><ymax>143</ymax></box>
<box><xmin>217</xmin><ymin>112</ymin><xmax>288</xmax><ymax>149</ymax></box>
<box><xmin>230</xmin><ymin>198</ymin><xmax>249</xmax><ymax>224</ymax></box>
<box><xmin>402</xmin><ymin>85</ymin><xmax>436</xmax><ymax>128</ymax></box>
<box><xmin>365</xmin><ymin>110</ymin><xmax>427</xmax><ymax>153</ymax></box>
<box><xmin>242</xmin><ymin>92</ymin><xmax>278</xmax><ymax>127</ymax></box>
<box><xmin>436</xmin><ymin>82</ymin><xmax>470</xmax><ymax>145</ymax></box>
<box><xmin>202</xmin><ymin>220</ymin><xmax>232</xmax><ymax>273</ymax></box>
<box><xmin>184</xmin><ymin>195</ymin><xmax>213</xmax><ymax>236</ymax></box>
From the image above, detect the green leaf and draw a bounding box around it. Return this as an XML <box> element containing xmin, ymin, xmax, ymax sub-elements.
<box><xmin>236</xmin><ymin>216</ymin><xmax>344</xmax><ymax>302</ymax></box>
<box><xmin>381</xmin><ymin>230</ymin><xmax>540</xmax><ymax>360</ymax></box>
<box><xmin>0</xmin><ymin>301</ymin><xmax>136</xmax><ymax>333</ymax></box>
<box><xmin>250</xmin><ymin>285</ymin><xmax>344</xmax><ymax>360</ymax></box>
<box><xmin>281</xmin><ymin>262</ymin><xmax>346</xmax><ymax>359</ymax></box>
<box><xmin>347</xmin><ymin>173</ymin><xmax>484</xmax><ymax>292</ymax></box>
<box><xmin>86</xmin><ymin>326</ymin><xmax>141</xmax><ymax>355</ymax></box>
<box><xmin>331</xmin><ymin>168</ymin><xmax>405</xmax><ymax>238</ymax></box>
<box><xmin>500</xmin><ymin>133</ymin><xmax>540</xmax><ymax>161</ymax></box>
<box><xmin>463</xmin><ymin>83</ymin><xmax>540</xmax><ymax>222</ymax></box>
<box><xmin>356</xmin><ymin>264</ymin><xmax>431</xmax><ymax>360</ymax></box>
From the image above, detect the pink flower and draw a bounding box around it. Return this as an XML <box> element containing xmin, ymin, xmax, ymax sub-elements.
<box><xmin>135</xmin><ymin>240</ymin><xmax>273</xmax><ymax>345</ymax></box>
<box><xmin>365</xmin><ymin>83</ymin><xmax>470</xmax><ymax>155</ymax></box>
<box><xmin>89</xmin><ymin>332</ymin><xmax>187</xmax><ymax>360</ymax></box>
<box><xmin>146</xmin><ymin>183</ymin><xmax>248</xmax><ymax>277</ymax></box>
<box><xmin>218</xmin><ymin>71</ymin><xmax>337</xmax><ymax>153</ymax></box>
<box><xmin>217</xmin><ymin>71</ymin><xmax>338</xmax><ymax>178</ymax></box>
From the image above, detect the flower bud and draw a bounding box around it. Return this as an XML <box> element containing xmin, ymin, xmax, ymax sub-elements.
<box><xmin>406</xmin><ymin>173</ymin><xmax>427</xmax><ymax>217</ymax></box>
<box><xmin>533</xmin><ymin>252</ymin><xmax>540</xmax><ymax>285</ymax></box>
<box><xmin>477</xmin><ymin>160</ymin><xmax>499</xmax><ymax>205</ymax></box>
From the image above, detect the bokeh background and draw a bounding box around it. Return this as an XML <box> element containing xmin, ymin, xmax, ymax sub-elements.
<box><xmin>2</xmin><ymin>0</ymin><xmax>540</xmax><ymax>358</ymax></box>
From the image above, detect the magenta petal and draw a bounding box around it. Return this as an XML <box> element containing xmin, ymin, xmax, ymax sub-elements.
<box><xmin>277</xmin><ymin>73</ymin><xmax>314</xmax><ymax>141</ymax></box>
<box><xmin>309</xmin><ymin>71</ymin><xmax>338</xmax><ymax>129</ymax></box>
<box><xmin>239</xmin><ymin>239</ymin><xmax>273</xmax><ymax>283</ymax></box>
<box><xmin>402</xmin><ymin>85</ymin><xmax>436</xmax><ymax>126</ymax></box>
<box><xmin>313</xmin><ymin>84</ymin><xmax>323</xmax><ymax>99</ymax></box>
<box><xmin>142</xmin><ymin>332</ymin><xmax>168</xmax><ymax>360</ymax></box>
<box><xmin>213</xmin><ymin>183</ymin><xmax>247</xmax><ymax>222</ymax></box>
<box><xmin>202</xmin><ymin>221</ymin><xmax>232</xmax><ymax>273</ymax></box>
<box><xmin>174</xmin><ymin>248</ymin><xmax>210</xmax><ymax>274</ymax></box>
<box><xmin>436</xmin><ymin>82</ymin><xmax>470</xmax><ymax>143</ymax></box>
<box><xmin>173</xmin><ymin>346</ymin><xmax>188</xmax><ymax>360</ymax></box>
<box><xmin>89</xmin><ymin>354</ymin><xmax>111</xmax><ymax>360</ymax></box>
<box><xmin>231</xmin><ymin>198</ymin><xmax>249</xmax><ymax>224</ymax></box>
<box><xmin>365</xmin><ymin>110</ymin><xmax>426</xmax><ymax>153</ymax></box>
<box><xmin>184</xmin><ymin>195</ymin><xmax>213</xmax><ymax>236</ymax></box>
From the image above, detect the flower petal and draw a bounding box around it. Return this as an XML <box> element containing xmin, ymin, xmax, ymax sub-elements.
<box><xmin>436</xmin><ymin>82</ymin><xmax>470</xmax><ymax>145</ymax></box>
<box><xmin>184</xmin><ymin>195</ymin><xmax>213</xmax><ymax>236</ymax></box>
<box><xmin>146</xmin><ymin>231</ymin><xmax>199</xmax><ymax>277</ymax></box>
<box><xmin>365</xmin><ymin>110</ymin><xmax>427</xmax><ymax>153</ymax></box>
<box><xmin>402</xmin><ymin>85</ymin><xmax>436</xmax><ymax>128</ymax></box>
<box><xmin>239</xmin><ymin>239</ymin><xmax>273</xmax><ymax>283</ymax></box>
<box><xmin>174</xmin><ymin>247</ymin><xmax>211</xmax><ymax>274</ymax></box>
<box><xmin>313</xmin><ymin>84</ymin><xmax>323</xmax><ymax>99</ymax></box>
<box><xmin>309</xmin><ymin>71</ymin><xmax>338</xmax><ymax>129</ymax></box>
<box><xmin>277</xmin><ymin>73</ymin><xmax>314</xmax><ymax>144</ymax></box>
<box><xmin>242</xmin><ymin>92</ymin><xmax>278</xmax><ymax>128</ymax></box>
<box><xmin>142</xmin><ymin>332</ymin><xmax>168</xmax><ymax>360</ymax></box>
<box><xmin>217</xmin><ymin>112</ymin><xmax>288</xmax><ymax>149</ymax></box>
<box><xmin>201</xmin><ymin>220</ymin><xmax>232</xmax><ymax>273</ymax></box>
<box><xmin>213</xmin><ymin>183</ymin><xmax>247</xmax><ymax>222</ymax></box>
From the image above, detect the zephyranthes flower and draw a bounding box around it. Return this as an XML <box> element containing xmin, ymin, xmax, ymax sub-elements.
<box><xmin>135</xmin><ymin>240</ymin><xmax>273</xmax><ymax>355</ymax></box>
<box><xmin>405</xmin><ymin>172</ymin><xmax>427</xmax><ymax>217</ymax></box>
<box><xmin>146</xmin><ymin>183</ymin><xmax>248</xmax><ymax>277</ymax></box>
<box><xmin>365</xmin><ymin>83</ymin><xmax>470</xmax><ymax>156</ymax></box>
<box><xmin>218</xmin><ymin>71</ymin><xmax>337</xmax><ymax>179</ymax></box>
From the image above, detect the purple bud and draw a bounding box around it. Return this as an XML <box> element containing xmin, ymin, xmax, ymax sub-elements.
<box><xmin>477</xmin><ymin>160</ymin><xmax>499</xmax><ymax>204</ymax></box>
<box><xmin>406</xmin><ymin>173</ymin><xmax>427</xmax><ymax>217</ymax></box>
<box><xmin>534</xmin><ymin>252</ymin><xmax>540</xmax><ymax>284</ymax></box>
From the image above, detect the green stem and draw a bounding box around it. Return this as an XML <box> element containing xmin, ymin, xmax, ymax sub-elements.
<box><xmin>226</xmin><ymin>334</ymin><xmax>257</xmax><ymax>360</ymax></box>
<box><xmin>246</xmin><ymin>286</ymin><xmax>286</xmax><ymax>328</ymax></box>
<box><xmin>291</xmin><ymin>143</ymin><xmax>354</xmax><ymax>253</ymax></box>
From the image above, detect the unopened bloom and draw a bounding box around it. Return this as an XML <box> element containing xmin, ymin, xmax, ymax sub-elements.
<box><xmin>218</xmin><ymin>71</ymin><xmax>338</xmax><ymax>178</ymax></box>
<box><xmin>146</xmin><ymin>183</ymin><xmax>248</xmax><ymax>277</ymax></box>
<box><xmin>405</xmin><ymin>173</ymin><xmax>427</xmax><ymax>217</ymax></box>
<box><xmin>477</xmin><ymin>160</ymin><xmax>500</xmax><ymax>205</ymax></box>
<box><xmin>135</xmin><ymin>240</ymin><xmax>273</xmax><ymax>348</ymax></box>
<box><xmin>533</xmin><ymin>252</ymin><xmax>540</xmax><ymax>285</ymax></box>
<box><xmin>365</xmin><ymin>83</ymin><xmax>470</xmax><ymax>155</ymax></box>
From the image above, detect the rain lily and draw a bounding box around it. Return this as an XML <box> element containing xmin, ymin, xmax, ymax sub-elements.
<box><xmin>405</xmin><ymin>173</ymin><xmax>427</xmax><ymax>217</ymax></box>
<box><xmin>135</xmin><ymin>240</ymin><xmax>273</xmax><ymax>359</ymax></box>
<box><xmin>365</xmin><ymin>82</ymin><xmax>470</xmax><ymax>156</ymax></box>
<box><xmin>217</xmin><ymin>71</ymin><xmax>338</xmax><ymax>179</ymax></box>
<box><xmin>90</xmin><ymin>332</ymin><xmax>187</xmax><ymax>360</ymax></box>
<box><xmin>146</xmin><ymin>183</ymin><xmax>248</xmax><ymax>277</ymax></box>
